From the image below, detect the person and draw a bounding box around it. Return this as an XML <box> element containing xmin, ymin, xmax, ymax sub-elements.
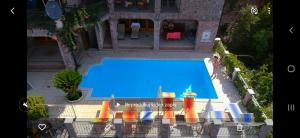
<box><xmin>211</xmin><ymin>55</ymin><xmax>220</xmax><ymax>79</ymax></box>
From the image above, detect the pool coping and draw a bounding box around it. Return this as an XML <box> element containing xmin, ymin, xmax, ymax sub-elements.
<box><xmin>79</xmin><ymin>57</ymin><xmax>224</xmax><ymax>103</ymax></box>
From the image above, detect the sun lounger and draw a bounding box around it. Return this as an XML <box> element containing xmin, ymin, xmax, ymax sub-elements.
<box><xmin>117</xmin><ymin>24</ymin><xmax>125</xmax><ymax>40</ymax></box>
<box><xmin>123</xmin><ymin>104</ymin><xmax>138</xmax><ymax>123</ymax></box>
<box><xmin>162</xmin><ymin>92</ymin><xmax>176</xmax><ymax>125</ymax></box>
<box><xmin>227</xmin><ymin>103</ymin><xmax>242</xmax><ymax>123</ymax></box>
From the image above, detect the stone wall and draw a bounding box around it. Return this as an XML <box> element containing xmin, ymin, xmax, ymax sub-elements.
<box><xmin>101</xmin><ymin>0</ymin><xmax>225</xmax><ymax>52</ymax></box>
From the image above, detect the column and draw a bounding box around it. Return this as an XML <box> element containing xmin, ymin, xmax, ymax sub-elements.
<box><xmin>258</xmin><ymin>119</ymin><xmax>273</xmax><ymax>138</ymax></box>
<box><xmin>232</xmin><ymin>67</ymin><xmax>241</xmax><ymax>81</ymax></box>
<box><xmin>209</xmin><ymin>120</ymin><xmax>222</xmax><ymax>138</ymax></box>
<box><xmin>95</xmin><ymin>22</ymin><xmax>104</xmax><ymax>50</ymax></box>
<box><xmin>106</xmin><ymin>0</ymin><xmax>114</xmax><ymax>13</ymax></box>
<box><xmin>160</xmin><ymin>119</ymin><xmax>171</xmax><ymax>138</ymax></box>
<box><xmin>195</xmin><ymin>21</ymin><xmax>219</xmax><ymax>52</ymax></box>
<box><xmin>155</xmin><ymin>0</ymin><xmax>161</xmax><ymax>14</ymax></box>
<box><xmin>109</xmin><ymin>19</ymin><xmax>118</xmax><ymax>49</ymax></box>
<box><xmin>153</xmin><ymin>20</ymin><xmax>161</xmax><ymax>50</ymax></box>
<box><xmin>56</xmin><ymin>36</ymin><xmax>76</xmax><ymax>70</ymax></box>
<box><xmin>242</xmin><ymin>89</ymin><xmax>255</xmax><ymax>106</ymax></box>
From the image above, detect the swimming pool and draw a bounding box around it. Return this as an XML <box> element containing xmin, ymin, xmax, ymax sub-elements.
<box><xmin>79</xmin><ymin>58</ymin><xmax>218</xmax><ymax>99</ymax></box>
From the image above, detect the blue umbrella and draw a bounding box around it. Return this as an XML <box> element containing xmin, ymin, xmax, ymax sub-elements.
<box><xmin>45</xmin><ymin>0</ymin><xmax>63</xmax><ymax>20</ymax></box>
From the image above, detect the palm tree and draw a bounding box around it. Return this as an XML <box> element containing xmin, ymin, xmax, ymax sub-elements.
<box><xmin>52</xmin><ymin>70</ymin><xmax>82</xmax><ymax>100</ymax></box>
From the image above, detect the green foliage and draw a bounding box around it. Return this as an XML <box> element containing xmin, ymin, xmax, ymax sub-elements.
<box><xmin>261</xmin><ymin>103</ymin><xmax>273</xmax><ymax>119</ymax></box>
<box><xmin>84</xmin><ymin>2</ymin><xmax>108</xmax><ymax>24</ymax></box>
<box><xmin>246</xmin><ymin>100</ymin><xmax>265</xmax><ymax>122</ymax></box>
<box><xmin>267</xmin><ymin>129</ymin><xmax>273</xmax><ymax>138</ymax></box>
<box><xmin>229</xmin><ymin>3</ymin><xmax>273</xmax><ymax>69</ymax></box>
<box><xmin>213</xmin><ymin>41</ymin><xmax>225</xmax><ymax>59</ymax></box>
<box><xmin>233</xmin><ymin>78</ymin><xmax>247</xmax><ymax>98</ymax></box>
<box><xmin>52</xmin><ymin>70</ymin><xmax>82</xmax><ymax>100</ymax></box>
<box><xmin>27</xmin><ymin>96</ymin><xmax>48</xmax><ymax>120</ymax></box>
<box><xmin>27</xmin><ymin>10</ymin><xmax>56</xmax><ymax>32</ymax></box>
<box><xmin>252</xmin><ymin>65</ymin><xmax>273</xmax><ymax>105</ymax></box>
<box><xmin>217</xmin><ymin>23</ymin><xmax>229</xmax><ymax>37</ymax></box>
<box><xmin>224</xmin><ymin>53</ymin><xmax>248</xmax><ymax>76</ymax></box>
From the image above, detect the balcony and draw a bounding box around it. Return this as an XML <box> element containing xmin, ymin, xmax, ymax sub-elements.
<box><xmin>114</xmin><ymin>0</ymin><xmax>154</xmax><ymax>12</ymax></box>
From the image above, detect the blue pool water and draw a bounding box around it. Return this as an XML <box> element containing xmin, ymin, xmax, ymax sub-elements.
<box><xmin>79</xmin><ymin>58</ymin><xmax>218</xmax><ymax>99</ymax></box>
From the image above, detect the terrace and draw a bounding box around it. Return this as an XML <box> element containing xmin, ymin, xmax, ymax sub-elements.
<box><xmin>27</xmin><ymin>40</ymin><xmax>272</xmax><ymax>137</ymax></box>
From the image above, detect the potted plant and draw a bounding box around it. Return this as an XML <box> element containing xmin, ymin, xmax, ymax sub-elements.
<box><xmin>52</xmin><ymin>70</ymin><xmax>82</xmax><ymax>101</ymax></box>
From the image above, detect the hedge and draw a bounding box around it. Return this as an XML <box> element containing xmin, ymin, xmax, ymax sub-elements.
<box><xmin>246</xmin><ymin>99</ymin><xmax>265</xmax><ymax>122</ymax></box>
<box><xmin>233</xmin><ymin>78</ymin><xmax>247</xmax><ymax>98</ymax></box>
<box><xmin>27</xmin><ymin>96</ymin><xmax>48</xmax><ymax>120</ymax></box>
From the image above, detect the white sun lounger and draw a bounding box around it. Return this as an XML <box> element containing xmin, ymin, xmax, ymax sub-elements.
<box><xmin>227</xmin><ymin>103</ymin><xmax>242</xmax><ymax>123</ymax></box>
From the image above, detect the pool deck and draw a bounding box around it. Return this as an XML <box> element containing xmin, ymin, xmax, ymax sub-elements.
<box><xmin>27</xmin><ymin>50</ymin><xmax>245</xmax><ymax>119</ymax></box>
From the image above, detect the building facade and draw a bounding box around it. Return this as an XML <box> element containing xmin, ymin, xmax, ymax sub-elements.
<box><xmin>27</xmin><ymin>0</ymin><xmax>225</xmax><ymax>70</ymax></box>
<box><xmin>94</xmin><ymin>0</ymin><xmax>225</xmax><ymax>51</ymax></box>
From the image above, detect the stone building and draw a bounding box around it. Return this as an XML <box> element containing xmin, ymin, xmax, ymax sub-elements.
<box><xmin>27</xmin><ymin>0</ymin><xmax>225</xmax><ymax>70</ymax></box>
<box><xmin>95</xmin><ymin>0</ymin><xmax>225</xmax><ymax>51</ymax></box>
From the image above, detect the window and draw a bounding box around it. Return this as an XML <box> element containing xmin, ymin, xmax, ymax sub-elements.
<box><xmin>161</xmin><ymin>0</ymin><xmax>180</xmax><ymax>12</ymax></box>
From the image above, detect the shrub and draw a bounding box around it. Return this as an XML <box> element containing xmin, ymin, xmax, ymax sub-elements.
<box><xmin>213</xmin><ymin>41</ymin><xmax>225</xmax><ymax>59</ymax></box>
<box><xmin>53</xmin><ymin>70</ymin><xmax>82</xmax><ymax>101</ymax></box>
<box><xmin>261</xmin><ymin>103</ymin><xmax>273</xmax><ymax>119</ymax></box>
<box><xmin>252</xmin><ymin>65</ymin><xmax>273</xmax><ymax>105</ymax></box>
<box><xmin>27</xmin><ymin>96</ymin><xmax>48</xmax><ymax>120</ymax></box>
<box><xmin>233</xmin><ymin>78</ymin><xmax>247</xmax><ymax>98</ymax></box>
<box><xmin>246</xmin><ymin>99</ymin><xmax>265</xmax><ymax>122</ymax></box>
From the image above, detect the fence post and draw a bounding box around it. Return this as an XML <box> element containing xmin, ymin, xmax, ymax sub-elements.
<box><xmin>232</xmin><ymin>67</ymin><xmax>241</xmax><ymax>81</ymax></box>
<box><xmin>209</xmin><ymin>120</ymin><xmax>222</xmax><ymax>138</ymax></box>
<box><xmin>114</xmin><ymin>119</ymin><xmax>123</xmax><ymax>137</ymax></box>
<box><xmin>258</xmin><ymin>119</ymin><xmax>273</xmax><ymax>138</ymax></box>
<box><xmin>64</xmin><ymin>118</ymin><xmax>76</xmax><ymax>138</ymax></box>
<box><xmin>160</xmin><ymin>119</ymin><xmax>171</xmax><ymax>138</ymax></box>
<box><xmin>242</xmin><ymin>89</ymin><xmax>255</xmax><ymax>106</ymax></box>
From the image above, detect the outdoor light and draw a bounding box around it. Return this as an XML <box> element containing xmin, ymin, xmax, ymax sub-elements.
<box><xmin>55</xmin><ymin>19</ymin><xmax>64</xmax><ymax>29</ymax></box>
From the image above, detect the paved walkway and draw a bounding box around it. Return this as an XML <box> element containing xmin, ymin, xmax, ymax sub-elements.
<box><xmin>27</xmin><ymin>50</ymin><xmax>244</xmax><ymax>117</ymax></box>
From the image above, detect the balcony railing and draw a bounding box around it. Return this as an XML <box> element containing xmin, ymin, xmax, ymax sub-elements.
<box><xmin>114</xmin><ymin>0</ymin><xmax>154</xmax><ymax>12</ymax></box>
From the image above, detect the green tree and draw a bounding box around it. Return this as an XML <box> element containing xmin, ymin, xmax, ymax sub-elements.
<box><xmin>53</xmin><ymin>70</ymin><xmax>82</xmax><ymax>100</ymax></box>
<box><xmin>229</xmin><ymin>3</ymin><xmax>273</xmax><ymax>69</ymax></box>
<box><xmin>27</xmin><ymin>96</ymin><xmax>48</xmax><ymax>120</ymax></box>
<box><xmin>252</xmin><ymin>65</ymin><xmax>273</xmax><ymax>105</ymax></box>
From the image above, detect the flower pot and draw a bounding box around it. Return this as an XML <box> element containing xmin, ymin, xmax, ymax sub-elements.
<box><xmin>66</xmin><ymin>91</ymin><xmax>83</xmax><ymax>103</ymax></box>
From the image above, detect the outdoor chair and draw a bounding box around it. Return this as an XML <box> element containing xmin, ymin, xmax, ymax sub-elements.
<box><xmin>131</xmin><ymin>22</ymin><xmax>141</xmax><ymax>39</ymax></box>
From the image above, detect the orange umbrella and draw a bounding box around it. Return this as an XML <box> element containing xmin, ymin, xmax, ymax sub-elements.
<box><xmin>184</xmin><ymin>98</ymin><xmax>199</xmax><ymax>124</ymax></box>
<box><xmin>162</xmin><ymin>92</ymin><xmax>176</xmax><ymax>125</ymax></box>
<box><xmin>123</xmin><ymin>104</ymin><xmax>138</xmax><ymax>122</ymax></box>
<box><xmin>97</xmin><ymin>101</ymin><xmax>111</xmax><ymax>122</ymax></box>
